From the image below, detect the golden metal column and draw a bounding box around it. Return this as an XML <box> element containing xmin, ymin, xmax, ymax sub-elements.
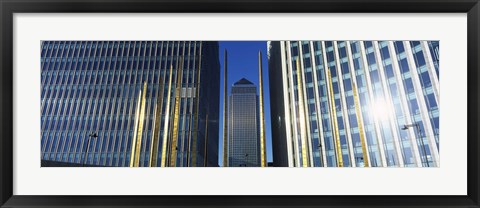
<box><xmin>258</xmin><ymin>51</ymin><xmax>267</xmax><ymax>167</ymax></box>
<box><xmin>129</xmin><ymin>89</ymin><xmax>142</xmax><ymax>167</ymax></box>
<box><xmin>352</xmin><ymin>82</ymin><xmax>370</xmax><ymax>167</ymax></box>
<box><xmin>223</xmin><ymin>49</ymin><xmax>229</xmax><ymax>167</ymax></box>
<box><xmin>295</xmin><ymin>59</ymin><xmax>309</xmax><ymax>167</ymax></box>
<box><xmin>149</xmin><ymin>103</ymin><xmax>157</xmax><ymax>167</ymax></box>
<box><xmin>170</xmin><ymin>57</ymin><xmax>184</xmax><ymax>167</ymax></box>
<box><xmin>149</xmin><ymin>68</ymin><xmax>167</xmax><ymax>167</ymax></box>
<box><xmin>160</xmin><ymin>64</ymin><xmax>175</xmax><ymax>167</ymax></box>
<box><xmin>326</xmin><ymin>68</ymin><xmax>343</xmax><ymax>167</ymax></box>
<box><xmin>130</xmin><ymin>82</ymin><xmax>147</xmax><ymax>167</ymax></box>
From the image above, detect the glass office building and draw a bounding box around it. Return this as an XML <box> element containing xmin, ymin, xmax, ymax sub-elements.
<box><xmin>268</xmin><ymin>41</ymin><xmax>439</xmax><ymax>167</ymax></box>
<box><xmin>227</xmin><ymin>78</ymin><xmax>261</xmax><ymax>167</ymax></box>
<box><xmin>41</xmin><ymin>41</ymin><xmax>220</xmax><ymax>167</ymax></box>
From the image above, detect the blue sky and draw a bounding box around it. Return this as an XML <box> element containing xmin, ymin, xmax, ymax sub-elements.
<box><xmin>218</xmin><ymin>41</ymin><xmax>273</xmax><ymax>165</ymax></box>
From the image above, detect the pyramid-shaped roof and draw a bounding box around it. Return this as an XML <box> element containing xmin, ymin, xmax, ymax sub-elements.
<box><xmin>234</xmin><ymin>78</ymin><xmax>254</xmax><ymax>86</ymax></box>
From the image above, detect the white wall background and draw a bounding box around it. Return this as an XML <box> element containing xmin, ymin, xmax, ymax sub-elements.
<box><xmin>13</xmin><ymin>13</ymin><xmax>467</xmax><ymax>195</ymax></box>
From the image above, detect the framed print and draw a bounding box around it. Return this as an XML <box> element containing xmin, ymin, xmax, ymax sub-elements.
<box><xmin>1</xmin><ymin>0</ymin><xmax>479</xmax><ymax>207</ymax></box>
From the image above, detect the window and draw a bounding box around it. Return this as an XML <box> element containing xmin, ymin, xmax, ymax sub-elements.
<box><xmin>394</xmin><ymin>41</ymin><xmax>405</xmax><ymax>53</ymax></box>
<box><xmin>414</xmin><ymin>51</ymin><xmax>426</xmax><ymax>67</ymax></box>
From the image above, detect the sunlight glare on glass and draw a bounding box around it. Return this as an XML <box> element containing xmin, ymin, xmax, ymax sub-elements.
<box><xmin>372</xmin><ymin>99</ymin><xmax>392</xmax><ymax>121</ymax></box>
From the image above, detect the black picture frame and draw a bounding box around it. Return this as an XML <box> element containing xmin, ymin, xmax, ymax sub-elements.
<box><xmin>1</xmin><ymin>0</ymin><xmax>479</xmax><ymax>207</ymax></box>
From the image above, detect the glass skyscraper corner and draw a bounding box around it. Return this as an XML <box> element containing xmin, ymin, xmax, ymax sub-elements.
<box><xmin>227</xmin><ymin>78</ymin><xmax>261</xmax><ymax>167</ymax></box>
<box><xmin>41</xmin><ymin>41</ymin><xmax>220</xmax><ymax>167</ymax></box>
<box><xmin>268</xmin><ymin>40</ymin><xmax>439</xmax><ymax>167</ymax></box>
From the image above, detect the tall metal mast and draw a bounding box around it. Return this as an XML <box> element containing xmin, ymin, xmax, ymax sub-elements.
<box><xmin>258</xmin><ymin>51</ymin><xmax>267</xmax><ymax>167</ymax></box>
<box><xmin>223</xmin><ymin>49</ymin><xmax>229</xmax><ymax>167</ymax></box>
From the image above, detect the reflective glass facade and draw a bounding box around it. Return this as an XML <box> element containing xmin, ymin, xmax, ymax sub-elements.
<box><xmin>268</xmin><ymin>41</ymin><xmax>439</xmax><ymax>167</ymax></box>
<box><xmin>41</xmin><ymin>41</ymin><xmax>220</xmax><ymax>167</ymax></box>
<box><xmin>227</xmin><ymin>78</ymin><xmax>261</xmax><ymax>167</ymax></box>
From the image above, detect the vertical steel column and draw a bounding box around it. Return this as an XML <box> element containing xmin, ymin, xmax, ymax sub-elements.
<box><xmin>149</xmin><ymin>102</ymin><xmax>158</xmax><ymax>167</ymax></box>
<box><xmin>130</xmin><ymin>85</ymin><xmax>142</xmax><ymax>167</ymax></box>
<box><xmin>352</xmin><ymin>82</ymin><xmax>370</xmax><ymax>167</ymax></box>
<box><xmin>161</xmin><ymin>64</ymin><xmax>175</xmax><ymax>167</ymax></box>
<box><xmin>326</xmin><ymin>67</ymin><xmax>343</xmax><ymax>167</ymax></box>
<box><xmin>223</xmin><ymin>49</ymin><xmax>229</xmax><ymax>167</ymax></box>
<box><xmin>332</xmin><ymin>41</ymin><xmax>355</xmax><ymax>167</ymax></box>
<box><xmin>150</xmin><ymin>57</ymin><xmax>167</xmax><ymax>167</ymax></box>
<box><xmin>307</xmin><ymin>41</ymin><xmax>328</xmax><ymax>167</ymax></box>
<box><xmin>286</xmin><ymin>41</ymin><xmax>300</xmax><ymax>166</ymax></box>
<box><xmin>170</xmin><ymin>57</ymin><xmax>184</xmax><ymax>167</ymax></box>
<box><xmin>297</xmin><ymin>42</ymin><xmax>314</xmax><ymax>166</ymax></box>
<box><xmin>258</xmin><ymin>51</ymin><xmax>267</xmax><ymax>167</ymax></box>
<box><xmin>129</xmin><ymin>82</ymin><xmax>147</xmax><ymax>167</ymax></box>
<box><xmin>295</xmin><ymin>59</ymin><xmax>310</xmax><ymax>167</ymax></box>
